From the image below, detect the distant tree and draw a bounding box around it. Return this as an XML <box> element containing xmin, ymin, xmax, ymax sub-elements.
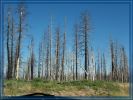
<box><xmin>45</xmin><ymin>36</ymin><xmax>49</xmax><ymax>80</ymax></box>
<box><xmin>114</xmin><ymin>41</ymin><xmax>119</xmax><ymax>81</ymax></box>
<box><xmin>74</xmin><ymin>23</ymin><xmax>79</xmax><ymax>80</ymax></box>
<box><xmin>55</xmin><ymin>27</ymin><xmax>61</xmax><ymax>81</ymax></box>
<box><xmin>97</xmin><ymin>51</ymin><xmax>101</xmax><ymax>80</ymax></box>
<box><xmin>103</xmin><ymin>53</ymin><xmax>107</xmax><ymax>80</ymax></box>
<box><xmin>110</xmin><ymin>39</ymin><xmax>115</xmax><ymax>81</ymax></box>
<box><xmin>79</xmin><ymin>11</ymin><xmax>91</xmax><ymax>79</ymax></box>
<box><xmin>123</xmin><ymin>48</ymin><xmax>128</xmax><ymax>82</ymax></box>
<box><xmin>100</xmin><ymin>54</ymin><xmax>103</xmax><ymax>80</ymax></box>
<box><xmin>72</xmin><ymin>53</ymin><xmax>75</xmax><ymax>80</ymax></box>
<box><xmin>29</xmin><ymin>37</ymin><xmax>35</xmax><ymax>80</ymax></box>
<box><xmin>90</xmin><ymin>47</ymin><xmax>95</xmax><ymax>81</ymax></box>
<box><xmin>49</xmin><ymin>17</ymin><xmax>52</xmax><ymax>80</ymax></box>
<box><xmin>41</xmin><ymin>32</ymin><xmax>46</xmax><ymax>79</ymax></box>
<box><xmin>61</xmin><ymin>21</ymin><xmax>66</xmax><ymax>81</ymax></box>
<box><xmin>119</xmin><ymin>46</ymin><xmax>129</xmax><ymax>83</ymax></box>
<box><xmin>25</xmin><ymin>57</ymin><xmax>30</xmax><ymax>80</ymax></box>
<box><xmin>38</xmin><ymin>42</ymin><xmax>42</xmax><ymax>78</ymax></box>
<box><xmin>87</xmin><ymin>48</ymin><xmax>90</xmax><ymax>80</ymax></box>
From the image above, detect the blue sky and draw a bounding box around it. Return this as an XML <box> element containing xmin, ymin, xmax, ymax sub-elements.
<box><xmin>25</xmin><ymin>3</ymin><xmax>129</xmax><ymax>57</ymax></box>
<box><xmin>4</xmin><ymin>3</ymin><xmax>129</xmax><ymax>73</ymax></box>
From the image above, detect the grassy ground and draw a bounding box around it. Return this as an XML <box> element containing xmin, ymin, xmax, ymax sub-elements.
<box><xmin>4</xmin><ymin>79</ymin><xmax>129</xmax><ymax>96</ymax></box>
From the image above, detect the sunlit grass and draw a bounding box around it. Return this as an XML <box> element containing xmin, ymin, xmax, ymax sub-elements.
<box><xmin>4</xmin><ymin>79</ymin><xmax>129</xmax><ymax>96</ymax></box>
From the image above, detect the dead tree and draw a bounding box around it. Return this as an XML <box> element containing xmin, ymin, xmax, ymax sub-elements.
<box><xmin>49</xmin><ymin>17</ymin><xmax>52</xmax><ymax>80</ymax></box>
<box><xmin>41</xmin><ymin>32</ymin><xmax>46</xmax><ymax>79</ymax></box>
<box><xmin>114</xmin><ymin>42</ymin><xmax>119</xmax><ymax>81</ymax></box>
<box><xmin>26</xmin><ymin>57</ymin><xmax>30</xmax><ymax>80</ymax></box>
<box><xmin>100</xmin><ymin>54</ymin><xmax>103</xmax><ymax>80</ymax></box>
<box><xmin>10</xmin><ymin>13</ymin><xmax>15</xmax><ymax>78</ymax></box>
<box><xmin>120</xmin><ymin>46</ymin><xmax>129</xmax><ymax>83</ymax></box>
<box><xmin>79</xmin><ymin>11</ymin><xmax>91</xmax><ymax>79</ymax></box>
<box><xmin>29</xmin><ymin>37</ymin><xmax>35</xmax><ymax>80</ymax></box>
<box><xmin>74</xmin><ymin>23</ymin><xmax>79</xmax><ymax>80</ymax></box>
<box><xmin>97</xmin><ymin>51</ymin><xmax>101</xmax><ymax>80</ymax></box>
<box><xmin>103</xmin><ymin>53</ymin><xmax>106</xmax><ymax>80</ymax></box>
<box><xmin>55</xmin><ymin>27</ymin><xmax>60</xmax><ymax>81</ymax></box>
<box><xmin>89</xmin><ymin>47</ymin><xmax>95</xmax><ymax>81</ymax></box>
<box><xmin>45</xmin><ymin>38</ymin><xmax>49</xmax><ymax>80</ymax></box>
<box><xmin>110</xmin><ymin>39</ymin><xmax>121</xmax><ymax>81</ymax></box>
<box><xmin>38</xmin><ymin>42</ymin><xmax>42</xmax><ymax>78</ymax></box>
<box><xmin>123</xmin><ymin>48</ymin><xmax>128</xmax><ymax>82</ymax></box>
<box><xmin>6</xmin><ymin>7</ymin><xmax>17</xmax><ymax>79</ymax></box>
<box><xmin>61</xmin><ymin>18</ymin><xmax>66</xmax><ymax>81</ymax></box>
<box><xmin>72</xmin><ymin>53</ymin><xmax>75</xmax><ymax>80</ymax></box>
<box><xmin>110</xmin><ymin>39</ymin><xmax>115</xmax><ymax>81</ymax></box>
<box><xmin>14</xmin><ymin>3</ymin><xmax>27</xmax><ymax>80</ymax></box>
<box><xmin>6</xmin><ymin>10</ymin><xmax>12</xmax><ymax>79</ymax></box>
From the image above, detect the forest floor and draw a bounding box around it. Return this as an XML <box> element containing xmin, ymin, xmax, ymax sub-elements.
<box><xmin>4</xmin><ymin>79</ymin><xmax>129</xmax><ymax>96</ymax></box>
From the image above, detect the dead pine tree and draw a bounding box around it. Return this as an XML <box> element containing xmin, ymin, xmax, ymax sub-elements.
<box><xmin>30</xmin><ymin>37</ymin><xmax>35</xmax><ymax>80</ymax></box>
<box><xmin>6</xmin><ymin>6</ymin><xmax>17</xmax><ymax>79</ymax></box>
<box><xmin>28</xmin><ymin>37</ymin><xmax>35</xmax><ymax>80</ymax></box>
<box><xmin>41</xmin><ymin>32</ymin><xmax>46</xmax><ymax>79</ymax></box>
<box><xmin>45</xmin><ymin>37</ymin><xmax>49</xmax><ymax>80</ymax></box>
<box><xmin>114</xmin><ymin>41</ymin><xmax>119</xmax><ymax>81</ymax></box>
<box><xmin>6</xmin><ymin>9</ymin><xmax>12</xmax><ymax>79</ymax></box>
<box><xmin>14</xmin><ymin>3</ymin><xmax>27</xmax><ymax>80</ymax></box>
<box><xmin>110</xmin><ymin>39</ymin><xmax>115</xmax><ymax>81</ymax></box>
<box><xmin>90</xmin><ymin>47</ymin><xmax>95</xmax><ymax>81</ymax></box>
<box><xmin>26</xmin><ymin>57</ymin><xmax>30</xmax><ymax>81</ymax></box>
<box><xmin>74</xmin><ymin>23</ymin><xmax>79</xmax><ymax>80</ymax></box>
<box><xmin>79</xmin><ymin>11</ymin><xmax>91</xmax><ymax>80</ymax></box>
<box><xmin>10</xmin><ymin>15</ymin><xmax>15</xmax><ymax>78</ymax></box>
<box><xmin>55</xmin><ymin>27</ymin><xmax>61</xmax><ymax>82</ymax></box>
<box><xmin>61</xmin><ymin>17</ymin><xmax>66</xmax><ymax>81</ymax></box>
<box><xmin>71</xmin><ymin>52</ymin><xmax>75</xmax><ymax>81</ymax></box>
<box><xmin>103</xmin><ymin>53</ymin><xmax>107</xmax><ymax>80</ymax></box>
<box><xmin>49</xmin><ymin>16</ymin><xmax>53</xmax><ymax>80</ymax></box>
<box><xmin>97</xmin><ymin>51</ymin><xmax>101</xmax><ymax>80</ymax></box>
<box><xmin>100</xmin><ymin>54</ymin><xmax>103</xmax><ymax>80</ymax></box>
<box><xmin>38</xmin><ymin>42</ymin><xmax>42</xmax><ymax>78</ymax></box>
<box><xmin>120</xmin><ymin>46</ymin><xmax>129</xmax><ymax>83</ymax></box>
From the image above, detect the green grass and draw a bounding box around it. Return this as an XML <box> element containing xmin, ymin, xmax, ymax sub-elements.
<box><xmin>4</xmin><ymin>79</ymin><xmax>129</xmax><ymax>96</ymax></box>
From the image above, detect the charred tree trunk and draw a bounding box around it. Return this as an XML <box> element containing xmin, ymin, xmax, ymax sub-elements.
<box><xmin>55</xmin><ymin>27</ymin><xmax>60</xmax><ymax>81</ymax></box>
<box><xmin>6</xmin><ymin>12</ymin><xmax>12</xmax><ymax>79</ymax></box>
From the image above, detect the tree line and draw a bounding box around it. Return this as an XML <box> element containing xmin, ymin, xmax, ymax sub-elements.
<box><xmin>5</xmin><ymin>4</ymin><xmax>129</xmax><ymax>83</ymax></box>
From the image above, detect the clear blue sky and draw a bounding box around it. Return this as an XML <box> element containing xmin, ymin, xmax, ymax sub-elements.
<box><xmin>4</xmin><ymin>3</ymin><xmax>129</xmax><ymax>71</ymax></box>
<box><xmin>25</xmin><ymin>3</ymin><xmax>129</xmax><ymax>57</ymax></box>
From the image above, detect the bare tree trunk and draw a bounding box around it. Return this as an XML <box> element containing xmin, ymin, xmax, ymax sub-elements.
<box><xmin>46</xmin><ymin>43</ymin><xmax>49</xmax><ymax>80</ymax></box>
<box><xmin>79</xmin><ymin>11</ymin><xmax>90</xmax><ymax>80</ymax></box>
<box><xmin>49</xmin><ymin>17</ymin><xmax>52</xmax><ymax>80</ymax></box>
<box><xmin>11</xmin><ymin>16</ymin><xmax>14</xmax><ymax>78</ymax></box>
<box><xmin>14</xmin><ymin>3</ymin><xmax>27</xmax><ymax>80</ymax></box>
<box><xmin>16</xmin><ymin>58</ymin><xmax>20</xmax><ymax>80</ymax></box>
<box><xmin>103</xmin><ymin>54</ymin><xmax>106</xmax><ymax>80</ymax></box>
<box><xmin>100</xmin><ymin>54</ymin><xmax>103</xmax><ymax>80</ymax></box>
<box><xmin>74</xmin><ymin>23</ymin><xmax>78</xmax><ymax>80</ymax></box>
<box><xmin>38</xmin><ymin>42</ymin><xmax>42</xmax><ymax>78</ymax></box>
<box><xmin>15</xmin><ymin>11</ymin><xmax>22</xmax><ymax>80</ymax></box>
<box><xmin>61</xmin><ymin>18</ymin><xmax>66</xmax><ymax>81</ymax></box>
<box><xmin>28</xmin><ymin>37</ymin><xmax>35</xmax><ymax>80</ymax></box>
<box><xmin>6</xmin><ymin>12</ymin><xmax>12</xmax><ymax>79</ymax></box>
<box><xmin>97</xmin><ymin>52</ymin><xmax>101</xmax><ymax>80</ymax></box>
<box><xmin>55</xmin><ymin>27</ymin><xmax>60</xmax><ymax>81</ymax></box>
<box><xmin>110</xmin><ymin>39</ymin><xmax>115</xmax><ymax>81</ymax></box>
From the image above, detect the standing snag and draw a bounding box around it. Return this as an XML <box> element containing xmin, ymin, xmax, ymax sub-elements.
<box><xmin>79</xmin><ymin>11</ymin><xmax>91</xmax><ymax>80</ymax></box>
